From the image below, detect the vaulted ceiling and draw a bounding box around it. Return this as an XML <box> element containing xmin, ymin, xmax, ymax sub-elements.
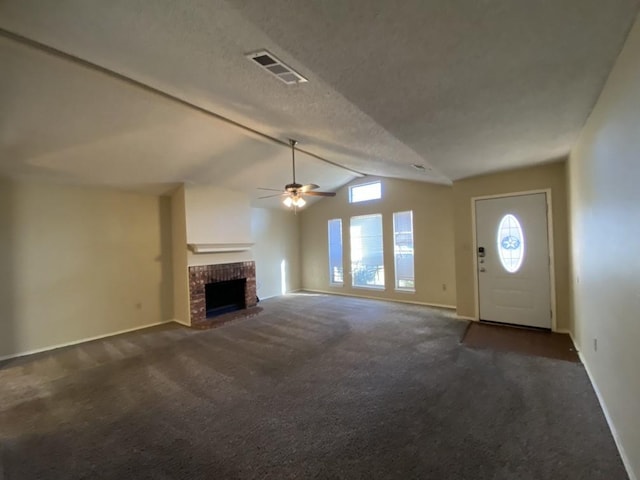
<box><xmin>1</xmin><ymin>0</ymin><xmax>638</xmax><ymax>206</ymax></box>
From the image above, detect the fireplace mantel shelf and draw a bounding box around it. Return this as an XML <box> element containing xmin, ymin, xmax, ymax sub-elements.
<box><xmin>188</xmin><ymin>243</ymin><xmax>254</xmax><ymax>254</ymax></box>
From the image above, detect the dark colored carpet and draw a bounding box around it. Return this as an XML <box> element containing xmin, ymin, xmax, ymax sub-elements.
<box><xmin>0</xmin><ymin>293</ymin><xmax>627</xmax><ymax>479</ymax></box>
<box><xmin>462</xmin><ymin>321</ymin><xmax>581</xmax><ymax>363</ymax></box>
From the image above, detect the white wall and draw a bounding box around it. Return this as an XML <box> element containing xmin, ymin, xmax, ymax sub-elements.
<box><xmin>0</xmin><ymin>179</ymin><xmax>173</xmax><ymax>358</ymax></box>
<box><xmin>251</xmin><ymin>207</ymin><xmax>301</xmax><ymax>299</ymax></box>
<box><xmin>183</xmin><ymin>185</ymin><xmax>253</xmax><ymax>266</ymax></box>
<box><xmin>568</xmin><ymin>16</ymin><xmax>640</xmax><ymax>480</ymax></box>
<box><xmin>184</xmin><ymin>186</ymin><xmax>252</xmax><ymax>244</ymax></box>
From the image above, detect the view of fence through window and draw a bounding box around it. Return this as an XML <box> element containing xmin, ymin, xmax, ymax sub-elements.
<box><xmin>393</xmin><ymin>211</ymin><xmax>415</xmax><ymax>290</ymax></box>
<box><xmin>327</xmin><ymin>219</ymin><xmax>343</xmax><ymax>284</ymax></box>
<box><xmin>350</xmin><ymin>214</ymin><xmax>384</xmax><ymax>288</ymax></box>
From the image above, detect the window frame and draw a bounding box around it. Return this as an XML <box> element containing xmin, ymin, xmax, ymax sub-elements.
<box><xmin>327</xmin><ymin>218</ymin><xmax>344</xmax><ymax>286</ymax></box>
<box><xmin>497</xmin><ymin>213</ymin><xmax>525</xmax><ymax>274</ymax></box>
<box><xmin>393</xmin><ymin>210</ymin><xmax>415</xmax><ymax>292</ymax></box>
<box><xmin>348</xmin><ymin>181</ymin><xmax>382</xmax><ymax>204</ymax></box>
<box><xmin>349</xmin><ymin>213</ymin><xmax>385</xmax><ymax>290</ymax></box>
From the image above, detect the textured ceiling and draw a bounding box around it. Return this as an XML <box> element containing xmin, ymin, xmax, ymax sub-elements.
<box><xmin>0</xmin><ymin>37</ymin><xmax>355</xmax><ymax>206</ymax></box>
<box><xmin>230</xmin><ymin>0</ymin><xmax>640</xmax><ymax>179</ymax></box>
<box><xmin>0</xmin><ymin>0</ymin><xmax>638</xmax><ymax>202</ymax></box>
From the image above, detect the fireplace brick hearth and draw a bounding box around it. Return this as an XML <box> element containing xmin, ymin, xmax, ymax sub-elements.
<box><xmin>188</xmin><ymin>261</ymin><xmax>256</xmax><ymax>327</ymax></box>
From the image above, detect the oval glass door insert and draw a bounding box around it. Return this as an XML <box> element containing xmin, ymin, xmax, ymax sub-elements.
<box><xmin>497</xmin><ymin>214</ymin><xmax>524</xmax><ymax>273</ymax></box>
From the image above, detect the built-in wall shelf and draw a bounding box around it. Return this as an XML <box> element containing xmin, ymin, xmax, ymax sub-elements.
<box><xmin>188</xmin><ymin>243</ymin><xmax>254</xmax><ymax>254</ymax></box>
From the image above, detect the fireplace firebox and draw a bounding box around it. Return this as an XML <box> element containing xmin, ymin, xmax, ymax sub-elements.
<box><xmin>188</xmin><ymin>261</ymin><xmax>257</xmax><ymax>327</ymax></box>
<box><xmin>205</xmin><ymin>279</ymin><xmax>247</xmax><ymax>318</ymax></box>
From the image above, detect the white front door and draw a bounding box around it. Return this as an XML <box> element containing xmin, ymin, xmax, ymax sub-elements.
<box><xmin>475</xmin><ymin>193</ymin><xmax>552</xmax><ymax>329</ymax></box>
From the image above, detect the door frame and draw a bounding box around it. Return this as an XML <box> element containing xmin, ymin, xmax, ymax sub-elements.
<box><xmin>470</xmin><ymin>189</ymin><xmax>557</xmax><ymax>331</ymax></box>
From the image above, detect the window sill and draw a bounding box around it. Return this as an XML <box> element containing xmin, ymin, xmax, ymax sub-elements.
<box><xmin>352</xmin><ymin>285</ymin><xmax>385</xmax><ymax>291</ymax></box>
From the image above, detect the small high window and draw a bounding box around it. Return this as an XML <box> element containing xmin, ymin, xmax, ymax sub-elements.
<box><xmin>349</xmin><ymin>181</ymin><xmax>381</xmax><ymax>203</ymax></box>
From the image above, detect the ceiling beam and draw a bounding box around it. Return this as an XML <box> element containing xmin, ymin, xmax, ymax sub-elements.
<box><xmin>0</xmin><ymin>27</ymin><xmax>366</xmax><ymax>178</ymax></box>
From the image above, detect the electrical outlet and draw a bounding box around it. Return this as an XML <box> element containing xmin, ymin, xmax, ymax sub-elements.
<box><xmin>593</xmin><ymin>338</ymin><xmax>598</xmax><ymax>352</ymax></box>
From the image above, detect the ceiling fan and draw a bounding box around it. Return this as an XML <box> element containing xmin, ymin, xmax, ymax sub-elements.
<box><xmin>258</xmin><ymin>139</ymin><xmax>336</xmax><ymax>208</ymax></box>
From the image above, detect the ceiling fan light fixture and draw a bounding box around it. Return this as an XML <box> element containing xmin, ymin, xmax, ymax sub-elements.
<box><xmin>283</xmin><ymin>194</ymin><xmax>306</xmax><ymax>208</ymax></box>
<box><xmin>261</xmin><ymin>138</ymin><xmax>336</xmax><ymax>211</ymax></box>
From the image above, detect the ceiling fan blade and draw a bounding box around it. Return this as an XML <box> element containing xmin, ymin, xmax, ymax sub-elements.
<box><xmin>299</xmin><ymin>184</ymin><xmax>320</xmax><ymax>192</ymax></box>
<box><xmin>304</xmin><ymin>191</ymin><xmax>336</xmax><ymax>197</ymax></box>
<box><xmin>257</xmin><ymin>187</ymin><xmax>284</xmax><ymax>192</ymax></box>
<box><xmin>258</xmin><ymin>193</ymin><xmax>287</xmax><ymax>199</ymax></box>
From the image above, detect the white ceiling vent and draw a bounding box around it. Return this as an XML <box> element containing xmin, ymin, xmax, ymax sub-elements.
<box><xmin>246</xmin><ymin>50</ymin><xmax>308</xmax><ymax>85</ymax></box>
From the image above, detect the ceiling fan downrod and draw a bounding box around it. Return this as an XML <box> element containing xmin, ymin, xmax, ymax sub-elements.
<box><xmin>290</xmin><ymin>138</ymin><xmax>298</xmax><ymax>185</ymax></box>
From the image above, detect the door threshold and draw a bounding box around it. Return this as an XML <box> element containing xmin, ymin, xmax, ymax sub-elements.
<box><xmin>479</xmin><ymin>319</ymin><xmax>551</xmax><ymax>332</ymax></box>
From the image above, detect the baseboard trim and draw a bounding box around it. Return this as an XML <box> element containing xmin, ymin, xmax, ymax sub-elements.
<box><xmin>456</xmin><ymin>315</ymin><xmax>477</xmax><ymax>321</ymax></box>
<box><xmin>255</xmin><ymin>289</ymin><xmax>303</xmax><ymax>302</ymax></box>
<box><xmin>0</xmin><ymin>320</ymin><xmax>174</xmax><ymax>362</ymax></box>
<box><xmin>171</xmin><ymin>318</ymin><xmax>191</xmax><ymax>327</ymax></box>
<box><xmin>571</xmin><ymin>332</ymin><xmax>637</xmax><ymax>480</ymax></box>
<box><xmin>299</xmin><ymin>289</ymin><xmax>456</xmax><ymax>310</ymax></box>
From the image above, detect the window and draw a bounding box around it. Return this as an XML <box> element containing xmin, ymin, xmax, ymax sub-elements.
<box><xmin>327</xmin><ymin>219</ymin><xmax>343</xmax><ymax>284</ymax></box>
<box><xmin>350</xmin><ymin>214</ymin><xmax>384</xmax><ymax>288</ymax></box>
<box><xmin>393</xmin><ymin>211</ymin><xmax>415</xmax><ymax>291</ymax></box>
<box><xmin>497</xmin><ymin>214</ymin><xmax>524</xmax><ymax>273</ymax></box>
<box><xmin>349</xmin><ymin>181</ymin><xmax>381</xmax><ymax>203</ymax></box>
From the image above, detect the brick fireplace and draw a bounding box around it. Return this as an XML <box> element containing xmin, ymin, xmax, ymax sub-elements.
<box><xmin>188</xmin><ymin>261</ymin><xmax>257</xmax><ymax>327</ymax></box>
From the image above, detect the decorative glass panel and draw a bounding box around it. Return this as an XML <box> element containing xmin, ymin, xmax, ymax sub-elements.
<box><xmin>327</xmin><ymin>219</ymin><xmax>343</xmax><ymax>284</ymax></box>
<box><xmin>497</xmin><ymin>214</ymin><xmax>524</xmax><ymax>273</ymax></box>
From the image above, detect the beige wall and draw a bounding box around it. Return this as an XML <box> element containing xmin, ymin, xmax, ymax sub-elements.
<box><xmin>300</xmin><ymin>177</ymin><xmax>456</xmax><ymax>307</ymax></box>
<box><xmin>170</xmin><ymin>185</ymin><xmax>190</xmax><ymax>325</ymax></box>
<box><xmin>0</xmin><ymin>177</ymin><xmax>17</xmax><ymax>357</ymax></box>
<box><xmin>568</xmin><ymin>15</ymin><xmax>640</xmax><ymax>479</ymax></box>
<box><xmin>0</xmin><ymin>179</ymin><xmax>173</xmax><ymax>358</ymax></box>
<box><xmin>452</xmin><ymin>162</ymin><xmax>570</xmax><ymax>330</ymax></box>
<box><xmin>251</xmin><ymin>207</ymin><xmax>301</xmax><ymax>299</ymax></box>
